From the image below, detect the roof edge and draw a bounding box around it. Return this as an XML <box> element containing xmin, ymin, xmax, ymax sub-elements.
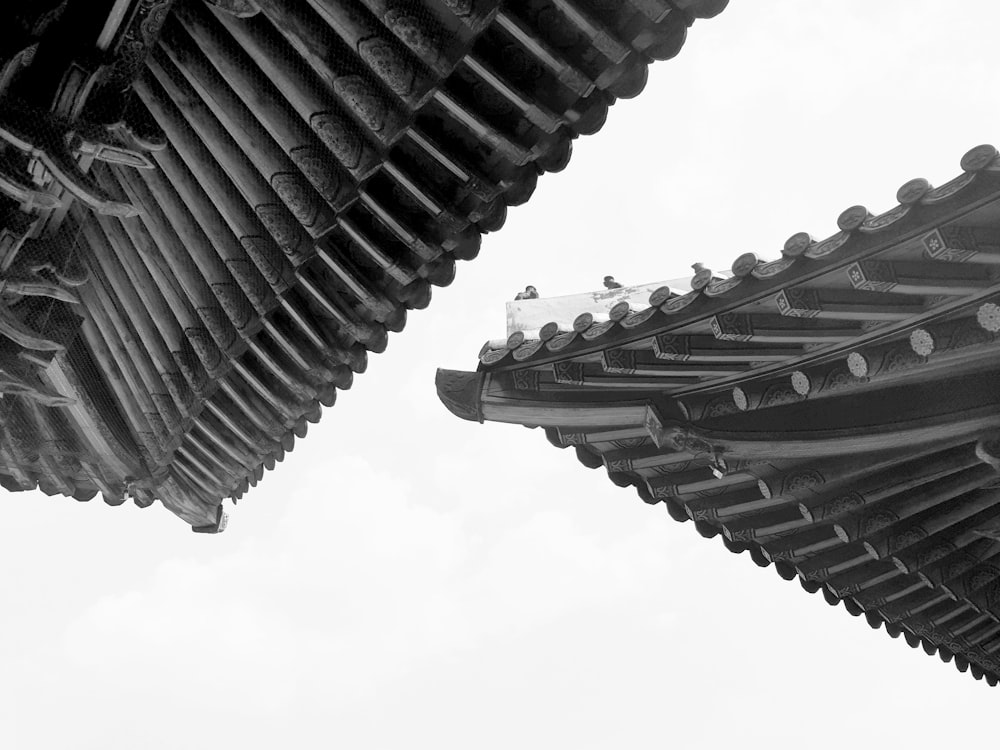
<box><xmin>435</xmin><ymin>369</ymin><xmax>485</xmax><ymax>423</ymax></box>
<box><xmin>679</xmin><ymin>0</ymin><xmax>731</xmax><ymax>19</ymax></box>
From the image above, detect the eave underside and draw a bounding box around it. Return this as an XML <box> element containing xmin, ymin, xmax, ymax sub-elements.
<box><xmin>441</xmin><ymin>147</ymin><xmax>1000</xmax><ymax>684</ymax></box>
<box><xmin>0</xmin><ymin>0</ymin><xmax>727</xmax><ymax>528</ymax></box>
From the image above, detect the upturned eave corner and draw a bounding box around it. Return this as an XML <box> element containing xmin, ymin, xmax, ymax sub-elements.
<box><xmin>0</xmin><ymin>0</ymin><xmax>732</xmax><ymax>526</ymax></box>
<box><xmin>435</xmin><ymin>368</ymin><xmax>485</xmax><ymax>423</ymax></box>
<box><xmin>436</xmin><ymin>144</ymin><xmax>1000</xmax><ymax>686</ymax></box>
<box><xmin>192</xmin><ymin>504</ymin><xmax>229</xmax><ymax>534</ymax></box>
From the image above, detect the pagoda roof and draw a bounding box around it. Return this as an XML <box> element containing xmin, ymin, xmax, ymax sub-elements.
<box><xmin>0</xmin><ymin>0</ymin><xmax>727</xmax><ymax>529</ymax></box>
<box><xmin>437</xmin><ymin>144</ymin><xmax>1000</xmax><ymax>685</ymax></box>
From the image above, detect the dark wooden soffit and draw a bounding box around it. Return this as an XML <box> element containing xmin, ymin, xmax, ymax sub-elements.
<box><xmin>0</xmin><ymin>0</ymin><xmax>728</xmax><ymax>530</ymax></box>
<box><xmin>438</xmin><ymin>145</ymin><xmax>1000</xmax><ymax>685</ymax></box>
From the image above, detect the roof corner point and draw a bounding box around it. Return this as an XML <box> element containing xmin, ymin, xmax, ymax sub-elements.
<box><xmin>435</xmin><ymin>368</ymin><xmax>485</xmax><ymax>423</ymax></box>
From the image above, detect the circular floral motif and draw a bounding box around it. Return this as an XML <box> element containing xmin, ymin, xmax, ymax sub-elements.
<box><xmin>732</xmin><ymin>386</ymin><xmax>748</xmax><ymax>411</ymax></box>
<box><xmin>977</xmin><ymin>302</ymin><xmax>1000</xmax><ymax>332</ymax></box>
<box><xmin>961</xmin><ymin>144</ymin><xmax>999</xmax><ymax>172</ymax></box>
<box><xmin>896</xmin><ymin>177</ymin><xmax>931</xmax><ymax>204</ymax></box>
<box><xmin>782</xmin><ymin>232</ymin><xmax>812</xmax><ymax>257</ymax></box>
<box><xmin>609</xmin><ymin>301</ymin><xmax>630</xmax><ymax>321</ymax></box>
<box><xmin>790</xmin><ymin>370</ymin><xmax>811</xmax><ymax>396</ymax></box>
<box><xmin>310</xmin><ymin>114</ymin><xmax>363</xmax><ymax>170</ymax></box>
<box><xmin>385</xmin><ymin>11</ymin><xmax>441</xmax><ymax>67</ymax></box>
<box><xmin>691</xmin><ymin>264</ymin><xmax>713</xmax><ymax>290</ymax></box>
<box><xmin>847</xmin><ymin>351</ymin><xmax>869</xmax><ymax>378</ymax></box>
<box><xmin>827</xmin><ymin>493</ymin><xmax>864</xmax><ymax>516</ymax></box>
<box><xmin>506</xmin><ymin>331</ymin><xmax>525</xmax><ymax>348</ymax></box>
<box><xmin>860</xmin><ymin>509</ymin><xmax>899</xmax><ymax>536</ymax></box>
<box><xmin>837</xmin><ymin>205</ymin><xmax>869</xmax><ymax>231</ymax></box>
<box><xmin>731</xmin><ymin>252</ymin><xmax>758</xmax><ymax>277</ymax></box>
<box><xmin>889</xmin><ymin>526</ymin><xmax>928</xmax><ymax>553</ymax></box>
<box><xmin>785</xmin><ymin>470</ymin><xmax>823</xmax><ymax>493</ymax></box>
<box><xmin>336</xmin><ymin>77</ymin><xmax>387</xmax><ymax>133</ymax></box>
<box><xmin>572</xmin><ymin>313</ymin><xmax>594</xmax><ymax>332</ymax></box>
<box><xmin>705</xmin><ymin>397</ymin><xmax>739</xmax><ymax>419</ymax></box>
<box><xmin>648</xmin><ymin>286</ymin><xmax>672</xmax><ymax>307</ymax></box>
<box><xmin>969</xmin><ymin>569</ymin><xmax>998</xmax><ymax>592</ymax></box>
<box><xmin>909</xmin><ymin>328</ymin><xmax>935</xmax><ymax>357</ymax></box>
<box><xmin>271</xmin><ymin>173</ymin><xmax>318</xmax><ymax>227</ymax></box>
<box><xmin>915</xmin><ymin>544</ymin><xmax>954</xmax><ymax>570</ymax></box>
<box><xmin>256</xmin><ymin>204</ymin><xmax>303</xmax><ymax>255</ymax></box>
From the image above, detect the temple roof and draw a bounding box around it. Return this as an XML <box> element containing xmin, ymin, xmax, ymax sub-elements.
<box><xmin>438</xmin><ymin>144</ymin><xmax>1000</xmax><ymax>685</ymax></box>
<box><xmin>0</xmin><ymin>0</ymin><xmax>727</xmax><ymax>529</ymax></box>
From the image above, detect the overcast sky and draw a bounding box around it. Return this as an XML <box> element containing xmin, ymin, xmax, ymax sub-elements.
<box><xmin>5</xmin><ymin>2</ymin><xmax>1000</xmax><ymax>748</ymax></box>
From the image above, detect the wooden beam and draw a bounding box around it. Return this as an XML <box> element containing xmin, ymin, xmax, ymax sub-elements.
<box><xmin>600</xmin><ymin>347</ymin><xmax>747</xmax><ymax>378</ymax></box>
<box><xmin>493</xmin><ymin>10</ymin><xmax>594</xmax><ymax>97</ymax></box>
<box><xmin>557</xmin><ymin>426</ymin><xmax>650</xmax><ymax>445</ymax></box>
<box><xmin>356</xmin><ymin>0</ymin><xmax>466</xmax><ymax>77</ymax></box>
<box><xmin>251</xmin><ymin>0</ymin><xmax>410</xmax><ymax>145</ymax></box>
<box><xmin>892</xmin><ymin>511</ymin><xmax>1000</xmax><ymax>578</ymax></box>
<box><xmin>683</xmin><ymin>485</ymin><xmax>788</xmax><ymax>521</ymax></box>
<box><xmin>134</xmin><ymin>75</ymin><xmax>299</xmax><ymax>287</ymax></box>
<box><xmin>878</xmin><ymin>590</ymin><xmax>954</xmax><ymax>623</ymax></box>
<box><xmin>775</xmin><ymin>287</ymin><xmax>925</xmax><ymax>321</ymax></box>
<box><xmin>824</xmin><ymin>560</ymin><xmax>903</xmax><ymax>597</ymax></box>
<box><xmin>148</xmin><ymin>145</ymin><xmax>279</xmax><ymax>315</ymax></box>
<box><xmin>710</xmin><ymin>312</ymin><xmax>862</xmax><ymax>343</ymax></box>
<box><xmin>140</xmin><ymin>59</ymin><xmax>313</xmax><ymax>264</ymax></box>
<box><xmin>173</xmin><ymin>4</ymin><xmax>356</xmax><ymax>210</ymax></box>
<box><xmin>722</xmin><ymin>506</ymin><xmax>812</xmax><ymax>543</ymax></box>
<box><xmin>800</xmin><ymin>444</ymin><xmax>982</xmax><ymax>522</ymax></box>
<box><xmin>647</xmin><ymin>469</ymin><xmax>757</xmax><ymax>501</ymax></box>
<box><xmin>78</xmin><ymin>258</ymin><xmax>182</xmax><ymax>449</ymax></box>
<box><xmin>77</xmin><ymin>316</ymin><xmax>165</xmax><ymax>468</ymax></box>
<box><xmin>207</xmin><ymin>4</ymin><xmax>383</xmax><ymax>178</ymax></box>
<box><xmin>48</xmin><ymin>350</ymin><xmax>140</xmax><ymax>481</ymax></box>
<box><xmin>833</xmin><ymin>465</ymin><xmax>997</xmax><ymax>545</ymax></box>
<box><xmin>108</xmin><ymin>166</ymin><xmax>244</xmax><ymax>362</ymax></box>
<box><xmin>78</xmin><ymin>214</ymin><xmax>196</xmax><ymax>424</ymax></box>
<box><xmin>852</xmin><ymin>577</ymin><xmax>929</xmax><ymax>609</ymax></box>
<box><xmin>921</xmin><ymin>225</ymin><xmax>1000</xmax><ymax>265</ymax></box>
<box><xmin>304</xmin><ymin>0</ymin><xmax>439</xmax><ymax>107</ymax></box>
<box><xmin>155</xmin><ymin>28</ymin><xmax>339</xmax><ymax>239</ymax></box>
<box><xmin>761</xmin><ymin>527</ymin><xmax>840</xmax><ymax>563</ymax></box>
<box><xmin>680</xmin><ymin>406</ymin><xmax>1000</xmax><ymax>462</ymax></box>
<box><xmin>653</xmin><ymin>333</ymin><xmax>804</xmax><ymax>363</ymax></box>
<box><xmin>942</xmin><ymin>551</ymin><xmax>1000</xmax><ymax>602</ymax></box>
<box><xmin>862</xmin><ymin>489</ymin><xmax>1000</xmax><ymax>560</ymax></box>
<box><xmin>203</xmin><ymin>395</ymin><xmax>279</xmax><ymax>457</ymax></box>
<box><xmin>796</xmin><ymin>543</ymin><xmax>873</xmax><ymax>582</ymax></box>
<box><xmin>846</xmin><ymin>258</ymin><xmax>990</xmax><ymax>296</ymax></box>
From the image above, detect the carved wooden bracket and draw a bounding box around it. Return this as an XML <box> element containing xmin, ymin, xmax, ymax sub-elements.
<box><xmin>0</xmin><ymin>99</ymin><xmax>142</xmax><ymax>216</ymax></box>
<box><xmin>0</xmin><ymin>348</ymin><xmax>73</xmax><ymax>406</ymax></box>
<box><xmin>643</xmin><ymin>404</ymin><xmax>721</xmax><ymax>458</ymax></box>
<box><xmin>435</xmin><ymin>368</ymin><xmax>484</xmax><ymax>423</ymax></box>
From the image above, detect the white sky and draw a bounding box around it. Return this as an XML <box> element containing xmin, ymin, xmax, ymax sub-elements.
<box><xmin>4</xmin><ymin>2</ymin><xmax>1000</xmax><ymax>748</ymax></box>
